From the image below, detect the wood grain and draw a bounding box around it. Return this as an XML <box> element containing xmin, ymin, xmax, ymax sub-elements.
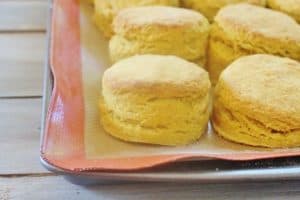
<box><xmin>0</xmin><ymin>98</ymin><xmax>48</xmax><ymax>174</ymax></box>
<box><xmin>0</xmin><ymin>1</ymin><xmax>48</xmax><ymax>31</ymax></box>
<box><xmin>0</xmin><ymin>33</ymin><xmax>45</xmax><ymax>97</ymax></box>
<box><xmin>1</xmin><ymin>176</ymin><xmax>300</xmax><ymax>200</ymax></box>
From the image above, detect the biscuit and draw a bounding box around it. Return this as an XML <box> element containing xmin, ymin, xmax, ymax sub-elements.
<box><xmin>93</xmin><ymin>0</ymin><xmax>179</xmax><ymax>38</ymax></box>
<box><xmin>207</xmin><ymin>4</ymin><xmax>300</xmax><ymax>85</ymax></box>
<box><xmin>109</xmin><ymin>6</ymin><xmax>210</xmax><ymax>66</ymax></box>
<box><xmin>84</xmin><ymin>0</ymin><xmax>93</xmax><ymax>4</ymax></box>
<box><xmin>100</xmin><ymin>55</ymin><xmax>211</xmax><ymax>146</ymax></box>
<box><xmin>181</xmin><ymin>0</ymin><xmax>266</xmax><ymax>22</ymax></box>
<box><xmin>213</xmin><ymin>54</ymin><xmax>300</xmax><ymax>148</ymax></box>
<box><xmin>268</xmin><ymin>0</ymin><xmax>300</xmax><ymax>23</ymax></box>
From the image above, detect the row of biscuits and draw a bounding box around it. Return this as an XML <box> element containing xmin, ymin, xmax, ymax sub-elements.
<box><xmin>183</xmin><ymin>0</ymin><xmax>300</xmax><ymax>23</ymax></box>
<box><xmin>84</xmin><ymin>1</ymin><xmax>300</xmax><ymax>148</ymax></box>
<box><xmin>89</xmin><ymin>2</ymin><xmax>300</xmax><ymax>85</ymax></box>
<box><xmin>100</xmin><ymin>53</ymin><xmax>300</xmax><ymax>148</ymax></box>
<box><xmin>88</xmin><ymin>0</ymin><xmax>300</xmax><ymax>37</ymax></box>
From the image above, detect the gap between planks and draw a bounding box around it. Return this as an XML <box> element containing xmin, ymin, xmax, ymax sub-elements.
<box><xmin>0</xmin><ymin>173</ymin><xmax>56</xmax><ymax>178</ymax></box>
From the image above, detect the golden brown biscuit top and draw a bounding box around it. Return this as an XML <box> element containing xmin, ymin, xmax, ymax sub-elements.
<box><xmin>244</xmin><ymin>0</ymin><xmax>266</xmax><ymax>5</ymax></box>
<box><xmin>215</xmin><ymin>4</ymin><xmax>300</xmax><ymax>42</ymax></box>
<box><xmin>113</xmin><ymin>6</ymin><xmax>208</xmax><ymax>30</ymax></box>
<box><xmin>206</xmin><ymin>0</ymin><xmax>265</xmax><ymax>5</ymax></box>
<box><xmin>183</xmin><ymin>0</ymin><xmax>265</xmax><ymax>8</ymax></box>
<box><xmin>268</xmin><ymin>0</ymin><xmax>300</xmax><ymax>12</ymax></box>
<box><xmin>103</xmin><ymin>55</ymin><xmax>210</xmax><ymax>98</ymax></box>
<box><xmin>95</xmin><ymin>0</ymin><xmax>179</xmax><ymax>10</ymax></box>
<box><xmin>217</xmin><ymin>54</ymin><xmax>300</xmax><ymax>130</ymax></box>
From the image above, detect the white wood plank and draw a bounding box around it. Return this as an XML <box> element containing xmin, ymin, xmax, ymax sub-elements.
<box><xmin>0</xmin><ymin>98</ymin><xmax>48</xmax><ymax>174</ymax></box>
<box><xmin>0</xmin><ymin>33</ymin><xmax>45</xmax><ymax>97</ymax></box>
<box><xmin>1</xmin><ymin>176</ymin><xmax>300</xmax><ymax>199</ymax></box>
<box><xmin>0</xmin><ymin>1</ymin><xmax>48</xmax><ymax>31</ymax></box>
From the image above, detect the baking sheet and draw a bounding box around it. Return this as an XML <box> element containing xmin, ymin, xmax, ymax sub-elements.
<box><xmin>79</xmin><ymin>3</ymin><xmax>300</xmax><ymax>159</ymax></box>
<box><xmin>41</xmin><ymin>0</ymin><xmax>300</xmax><ymax>172</ymax></box>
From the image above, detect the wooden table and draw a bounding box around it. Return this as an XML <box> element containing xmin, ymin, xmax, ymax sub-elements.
<box><xmin>1</xmin><ymin>1</ymin><xmax>300</xmax><ymax>199</ymax></box>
